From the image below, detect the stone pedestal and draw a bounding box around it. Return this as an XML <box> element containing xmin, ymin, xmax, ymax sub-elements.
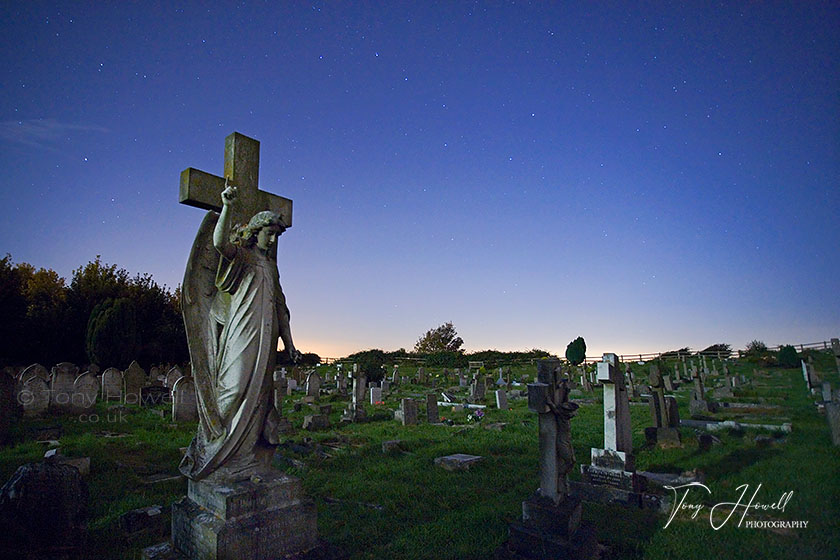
<box><xmin>144</xmin><ymin>472</ymin><xmax>317</xmax><ymax>560</ymax></box>
<box><xmin>507</xmin><ymin>495</ymin><xmax>597</xmax><ymax>559</ymax></box>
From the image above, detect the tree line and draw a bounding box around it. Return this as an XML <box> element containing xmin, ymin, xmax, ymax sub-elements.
<box><xmin>0</xmin><ymin>254</ymin><xmax>188</xmax><ymax>369</ymax></box>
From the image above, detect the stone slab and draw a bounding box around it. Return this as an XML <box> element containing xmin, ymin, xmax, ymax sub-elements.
<box><xmin>434</xmin><ymin>453</ymin><xmax>483</xmax><ymax>471</ymax></box>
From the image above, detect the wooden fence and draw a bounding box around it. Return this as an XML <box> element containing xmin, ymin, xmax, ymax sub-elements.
<box><xmin>318</xmin><ymin>338</ymin><xmax>838</xmax><ymax>367</ymax></box>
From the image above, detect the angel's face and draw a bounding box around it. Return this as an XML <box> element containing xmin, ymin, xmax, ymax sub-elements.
<box><xmin>256</xmin><ymin>225</ymin><xmax>282</xmax><ymax>251</ymax></box>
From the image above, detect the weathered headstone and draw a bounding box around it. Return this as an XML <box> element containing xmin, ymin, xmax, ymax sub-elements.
<box><xmin>625</xmin><ymin>365</ymin><xmax>637</xmax><ymax>399</ymax></box>
<box><xmin>470</xmin><ymin>378</ymin><xmax>486</xmax><ymax>402</ymax></box>
<box><xmin>826</xmin><ymin>400</ymin><xmax>840</xmax><ymax>446</ymax></box>
<box><xmin>507</xmin><ymin>359</ymin><xmax>595</xmax><ymax>558</ymax></box>
<box><xmin>426</xmin><ymin>393</ymin><xmax>439</xmax><ymax>423</ymax></box>
<box><xmin>19</xmin><ymin>377</ymin><xmax>50</xmax><ymax>417</ymax></box>
<box><xmin>394</xmin><ymin>398</ymin><xmax>418</xmax><ymax>426</ymax></box>
<box><xmin>831</xmin><ymin>338</ymin><xmax>840</xmax><ymax>374</ymax></box>
<box><xmin>302</xmin><ymin>414</ymin><xmax>330</xmax><ymax>431</ymax></box>
<box><xmin>19</xmin><ymin>363</ymin><xmax>49</xmax><ymax>383</ymax></box>
<box><xmin>580</xmin><ymin>354</ymin><xmax>642</xmax><ymax>494</ymax></box>
<box><xmin>101</xmin><ymin>367</ymin><xmax>124</xmax><ymax>402</ymax></box>
<box><xmin>50</xmin><ymin>365</ymin><xmax>78</xmax><ymax>413</ymax></box>
<box><xmin>72</xmin><ymin>372</ymin><xmax>99</xmax><ymax>411</ymax></box>
<box><xmin>0</xmin><ymin>460</ymin><xmax>89</xmax><ymax>557</ymax></box>
<box><xmin>172</xmin><ymin>377</ymin><xmax>198</xmax><ymax>422</ymax></box>
<box><xmin>304</xmin><ymin>370</ymin><xmax>322</xmax><ymax>399</ymax></box>
<box><xmin>580</xmin><ymin>372</ymin><xmax>592</xmax><ymax>393</ymax></box>
<box><xmin>165</xmin><ymin>366</ymin><xmax>185</xmax><ymax>389</ymax></box>
<box><xmin>123</xmin><ymin>361</ymin><xmax>146</xmax><ymax>405</ymax></box>
<box><xmin>646</xmin><ymin>365</ymin><xmax>682</xmax><ymax>447</ymax></box>
<box><xmin>689</xmin><ymin>367</ymin><xmax>710</xmax><ymax>416</ymax></box>
<box><xmin>341</xmin><ymin>365</ymin><xmax>366</xmax><ymax>422</ymax></box>
<box><xmin>370</xmin><ymin>386</ymin><xmax>382</xmax><ymax>405</ymax></box>
<box><xmin>495</xmin><ymin>389</ymin><xmax>508</xmax><ymax>410</ymax></box>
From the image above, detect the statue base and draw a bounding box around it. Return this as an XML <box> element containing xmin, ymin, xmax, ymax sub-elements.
<box><xmin>503</xmin><ymin>495</ymin><xmax>598</xmax><ymax>560</ymax></box>
<box><xmin>143</xmin><ymin>472</ymin><xmax>318</xmax><ymax>560</ymax></box>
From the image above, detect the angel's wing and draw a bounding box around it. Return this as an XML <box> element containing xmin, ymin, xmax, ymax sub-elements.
<box><xmin>182</xmin><ymin>211</ymin><xmax>224</xmax><ymax>438</ymax></box>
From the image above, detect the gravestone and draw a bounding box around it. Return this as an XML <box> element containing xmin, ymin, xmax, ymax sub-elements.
<box><xmin>50</xmin><ymin>365</ymin><xmax>78</xmax><ymax>413</ymax></box>
<box><xmin>580</xmin><ymin>354</ymin><xmax>642</xmax><ymax>493</ymax></box>
<box><xmin>417</xmin><ymin>367</ymin><xmax>427</xmax><ymax>385</ymax></box>
<box><xmin>341</xmin><ymin>365</ymin><xmax>366</xmax><ymax>422</ymax></box>
<box><xmin>459</xmin><ymin>370</ymin><xmax>467</xmax><ymax>387</ymax></box>
<box><xmin>663</xmin><ymin>374</ymin><xmax>674</xmax><ymax>392</ymax></box>
<box><xmin>625</xmin><ymin>365</ymin><xmax>637</xmax><ymax>399</ymax></box>
<box><xmin>302</xmin><ymin>414</ymin><xmax>330</xmax><ymax>431</ymax></box>
<box><xmin>172</xmin><ymin>377</ymin><xmax>198</xmax><ymax>422</ymax></box>
<box><xmin>470</xmin><ymin>378</ymin><xmax>486</xmax><ymax>402</ymax></box>
<box><xmin>381</xmin><ymin>379</ymin><xmax>390</xmax><ymax>395</ymax></box>
<box><xmin>269</xmin><ymin>373</ymin><xmax>292</xmax><ymax>438</ymax></box>
<box><xmin>304</xmin><ymin>370</ymin><xmax>322</xmax><ymax>399</ymax></box>
<box><xmin>337</xmin><ymin>370</ymin><xmax>348</xmax><ymax>395</ymax></box>
<box><xmin>20</xmin><ymin>377</ymin><xmax>50</xmax><ymax>417</ymax></box>
<box><xmin>580</xmin><ymin>371</ymin><xmax>592</xmax><ymax>393</ymax></box>
<box><xmin>123</xmin><ymin>361</ymin><xmax>146</xmax><ymax>405</ymax></box>
<box><xmin>507</xmin><ymin>359</ymin><xmax>596</xmax><ymax>558</ymax></box>
<box><xmin>150</xmin><ymin>366</ymin><xmax>162</xmax><ymax>384</ymax></box>
<box><xmin>53</xmin><ymin>362</ymin><xmax>79</xmax><ymax>378</ymax></box>
<box><xmin>826</xmin><ymin>400</ymin><xmax>840</xmax><ymax>446</ymax></box>
<box><xmin>646</xmin><ymin>365</ymin><xmax>682</xmax><ymax>447</ymax></box>
<box><xmin>19</xmin><ymin>363</ymin><xmax>49</xmax><ymax>383</ymax></box>
<box><xmin>370</xmin><ymin>386</ymin><xmax>382</xmax><ymax>405</ymax></box>
<box><xmin>689</xmin><ymin>368</ymin><xmax>710</xmax><ymax>416</ymax></box>
<box><xmin>495</xmin><ymin>389</ymin><xmax>508</xmax><ymax>410</ymax></box>
<box><xmin>0</xmin><ymin>460</ymin><xmax>89</xmax><ymax>557</ymax></box>
<box><xmin>394</xmin><ymin>398</ymin><xmax>418</xmax><ymax>425</ymax></box>
<box><xmin>831</xmin><ymin>338</ymin><xmax>840</xmax><ymax>374</ymax></box>
<box><xmin>665</xmin><ymin>396</ymin><xmax>680</xmax><ymax>428</ymax></box>
<box><xmin>822</xmin><ymin>382</ymin><xmax>832</xmax><ymax>403</ymax></box>
<box><xmin>165</xmin><ymin>366</ymin><xmax>185</xmax><ymax>389</ymax></box>
<box><xmin>72</xmin><ymin>372</ymin><xmax>99</xmax><ymax>411</ymax></box>
<box><xmin>426</xmin><ymin>393</ymin><xmax>439</xmax><ymax>423</ymax></box>
<box><xmin>101</xmin><ymin>368</ymin><xmax>124</xmax><ymax>402</ymax></box>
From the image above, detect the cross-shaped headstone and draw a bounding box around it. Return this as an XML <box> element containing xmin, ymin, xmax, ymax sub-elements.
<box><xmin>597</xmin><ymin>353</ymin><xmax>632</xmax><ymax>453</ymax></box>
<box><xmin>528</xmin><ymin>359</ymin><xmax>578</xmax><ymax>505</ymax></box>
<box><xmin>179</xmin><ymin>132</ymin><xmax>293</xmax><ymax>228</ymax></box>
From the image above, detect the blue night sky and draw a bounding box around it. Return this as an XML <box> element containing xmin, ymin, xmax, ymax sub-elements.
<box><xmin>1</xmin><ymin>2</ymin><xmax>838</xmax><ymax>359</ymax></box>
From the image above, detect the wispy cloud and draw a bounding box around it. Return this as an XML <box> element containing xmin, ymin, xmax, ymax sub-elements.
<box><xmin>0</xmin><ymin>118</ymin><xmax>108</xmax><ymax>148</ymax></box>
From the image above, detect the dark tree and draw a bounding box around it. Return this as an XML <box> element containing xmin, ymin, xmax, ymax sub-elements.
<box><xmin>414</xmin><ymin>322</ymin><xmax>464</xmax><ymax>354</ymax></box>
<box><xmin>86</xmin><ymin>298</ymin><xmax>139</xmax><ymax>369</ymax></box>
<box><xmin>777</xmin><ymin>345</ymin><xmax>799</xmax><ymax>368</ymax></box>
<box><xmin>565</xmin><ymin>336</ymin><xmax>587</xmax><ymax>366</ymax></box>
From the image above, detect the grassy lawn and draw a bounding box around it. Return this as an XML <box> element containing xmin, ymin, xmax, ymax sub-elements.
<box><xmin>2</xmin><ymin>352</ymin><xmax>838</xmax><ymax>559</ymax></box>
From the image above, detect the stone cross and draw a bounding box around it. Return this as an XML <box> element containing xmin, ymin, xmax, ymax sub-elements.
<box><xmin>597</xmin><ymin>354</ymin><xmax>632</xmax><ymax>453</ymax></box>
<box><xmin>648</xmin><ymin>365</ymin><xmax>669</xmax><ymax>428</ymax></box>
<box><xmin>179</xmin><ymin>132</ymin><xmax>293</xmax><ymax>229</ymax></box>
<box><xmin>528</xmin><ymin>359</ymin><xmax>578</xmax><ymax>505</ymax></box>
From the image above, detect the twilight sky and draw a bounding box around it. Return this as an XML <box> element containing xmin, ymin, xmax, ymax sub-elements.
<box><xmin>1</xmin><ymin>2</ymin><xmax>838</xmax><ymax>360</ymax></box>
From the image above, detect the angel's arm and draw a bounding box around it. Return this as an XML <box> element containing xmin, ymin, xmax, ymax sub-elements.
<box><xmin>214</xmin><ymin>183</ymin><xmax>237</xmax><ymax>260</ymax></box>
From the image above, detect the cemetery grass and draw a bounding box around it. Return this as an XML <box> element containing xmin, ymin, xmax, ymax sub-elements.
<box><xmin>1</xmin><ymin>358</ymin><xmax>838</xmax><ymax>559</ymax></box>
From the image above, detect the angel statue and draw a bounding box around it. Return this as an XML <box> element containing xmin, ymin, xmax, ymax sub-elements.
<box><xmin>179</xmin><ymin>182</ymin><xmax>299</xmax><ymax>482</ymax></box>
